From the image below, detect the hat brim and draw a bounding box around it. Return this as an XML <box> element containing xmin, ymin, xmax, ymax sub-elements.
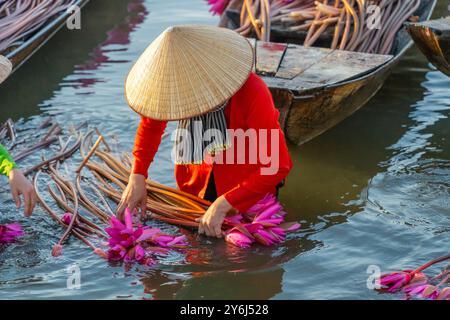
<box><xmin>124</xmin><ymin>25</ymin><xmax>254</xmax><ymax>121</ymax></box>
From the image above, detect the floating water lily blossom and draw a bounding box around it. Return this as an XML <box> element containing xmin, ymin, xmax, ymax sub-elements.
<box><xmin>225</xmin><ymin>229</ymin><xmax>253</xmax><ymax>248</ymax></box>
<box><xmin>378</xmin><ymin>254</ymin><xmax>450</xmax><ymax>300</ymax></box>
<box><xmin>61</xmin><ymin>212</ymin><xmax>73</xmax><ymax>225</ymax></box>
<box><xmin>380</xmin><ymin>270</ymin><xmax>415</xmax><ymax>293</ymax></box>
<box><xmin>403</xmin><ymin>283</ymin><xmax>440</xmax><ymax>299</ymax></box>
<box><xmin>105</xmin><ymin>208</ymin><xmax>187</xmax><ymax>265</ymax></box>
<box><xmin>0</xmin><ymin>223</ymin><xmax>23</xmax><ymax>243</ymax></box>
<box><xmin>52</xmin><ymin>212</ymin><xmax>79</xmax><ymax>257</ymax></box>
<box><xmin>224</xmin><ymin>194</ymin><xmax>300</xmax><ymax>248</ymax></box>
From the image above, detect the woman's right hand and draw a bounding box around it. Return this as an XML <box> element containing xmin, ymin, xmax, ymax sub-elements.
<box><xmin>116</xmin><ymin>173</ymin><xmax>147</xmax><ymax>220</ymax></box>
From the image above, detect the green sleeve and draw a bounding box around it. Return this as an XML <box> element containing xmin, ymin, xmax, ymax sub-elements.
<box><xmin>0</xmin><ymin>144</ymin><xmax>17</xmax><ymax>176</ymax></box>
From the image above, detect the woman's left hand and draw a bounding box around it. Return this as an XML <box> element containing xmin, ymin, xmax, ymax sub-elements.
<box><xmin>8</xmin><ymin>168</ymin><xmax>37</xmax><ymax>217</ymax></box>
<box><xmin>196</xmin><ymin>195</ymin><xmax>237</xmax><ymax>238</ymax></box>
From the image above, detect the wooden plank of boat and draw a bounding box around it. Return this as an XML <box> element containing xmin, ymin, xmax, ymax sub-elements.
<box><xmin>0</xmin><ymin>0</ymin><xmax>90</xmax><ymax>82</ymax></box>
<box><xmin>258</xmin><ymin>42</ymin><xmax>392</xmax><ymax>91</ymax></box>
<box><xmin>290</xmin><ymin>49</ymin><xmax>393</xmax><ymax>87</ymax></box>
<box><xmin>406</xmin><ymin>17</ymin><xmax>450</xmax><ymax>77</ymax></box>
<box><xmin>223</xmin><ymin>0</ymin><xmax>437</xmax><ymax>145</ymax></box>
<box><xmin>276</xmin><ymin>45</ymin><xmax>332</xmax><ymax>79</ymax></box>
<box><xmin>255</xmin><ymin>41</ymin><xmax>287</xmax><ymax>76</ymax></box>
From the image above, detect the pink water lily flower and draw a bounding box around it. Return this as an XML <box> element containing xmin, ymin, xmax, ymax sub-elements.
<box><xmin>52</xmin><ymin>244</ymin><xmax>63</xmax><ymax>257</ymax></box>
<box><xmin>253</xmin><ymin>203</ymin><xmax>283</xmax><ymax>224</ymax></box>
<box><xmin>378</xmin><ymin>254</ymin><xmax>450</xmax><ymax>299</ymax></box>
<box><xmin>224</xmin><ymin>194</ymin><xmax>300</xmax><ymax>248</ymax></box>
<box><xmin>245</xmin><ymin>193</ymin><xmax>278</xmax><ymax>217</ymax></box>
<box><xmin>224</xmin><ymin>214</ymin><xmax>244</xmax><ymax>225</ymax></box>
<box><xmin>253</xmin><ymin>229</ymin><xmax>280</xmax><ymax>246</ymax></box>
<box><xmin>0</xmin><ymin>223</ymin><xmax>24</xmax><ymax>243</ymax></box>
<box><xmin>137</xmin><ymin>228</ymin><xmax>187</xmax><ymax>248</ymax></box>
<box><xmin>436</xmin><ymin>287</ymin><xmax>450</xmax><ymax>300</ymax></box>
<box><xmin>105</xmin><ymin>208</ymin><xmax>187</xmax><ymax>265</ymax></box>
<box><xmin>225</xmin><ymin>230</ymin><xmax>253</xmax><ymax>248</ymax></box>
<box><xmin>283</xmin><ymin>222</ymin><xmax>301</xmax><ymax>232</ymax></box>
<box><xmin>380</xmin><ymin>270</ymin><xmax>414</xmax><ymax>292</ymax></box>
<box><xmin>206</xmin><ymin>0</ymin><xmax>229</xmax><ymax>15</ymax></box>
<box><xmin>105</xmin><ymin>210</ymin><xmax>149</xmax><ymax>264</ymax></box>
<box><xmin>62</xmin><ymin>212</ymin><xmax>73</xmax><ymax>225</ymax></box>
<box><xmin>403</xmin><ymin>283</ymin><xmax>440</xmax><ymax>299</ymax></box>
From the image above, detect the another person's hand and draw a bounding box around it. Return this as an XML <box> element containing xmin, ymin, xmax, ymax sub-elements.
<box><xmin>8</xmin><ymin>168</ymin><xmax>37</xmax><ymax>217</ymax></box>
<box><xmin>116</xmin><ymin>173</ymin><xmax>147</xmax><ymax>220</ymax></box>
<box><xmin>196</xmin><ymin>195</ymin><xmax>237</xmax><ymax>238</ymax></box>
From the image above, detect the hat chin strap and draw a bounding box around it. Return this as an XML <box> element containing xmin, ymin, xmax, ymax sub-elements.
<box><xmin>0</xmin><ymin>55</ymin><xmax>12</xmax><ymax>84</ymax></box>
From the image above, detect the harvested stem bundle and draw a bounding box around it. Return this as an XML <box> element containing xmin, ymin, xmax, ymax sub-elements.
<box><xmin>33</xmin><ymin>170</ymin><xmax>99</xmax><ymax>252</ymax></box>
<box><xmin>51</xmin><ymin>179</ymin><xmax>80</xmax><ymax>257</ymax></box>
<box><xmin>0</xmin><ymin>0</ymin><xmax>77</xmax><ymax>52</ymax></box>
<box><xmin>10</xmin><ymin>118</ymin><xmax>298</xmax><ymax>255</ymax></box>
<box><xmin>13</xmin><ymin>136</ymin><xmax>58</xmax><ymax>162</ymax></box>
<box><xmin>23</xmin><ymin>135</ymin><xmax>81</xmax><ymax>175</ymax></box>
<box><xmin>217</xmin><ymin>0</ymin><xmax>422</xmax><ymax>54</ymax></box>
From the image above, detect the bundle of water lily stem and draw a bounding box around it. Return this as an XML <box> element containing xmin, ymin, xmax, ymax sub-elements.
<box><xmin>0</xmin><ymin>0</ymin><xmax>77</xmax><ymax>52</ymax></box>
<box><xmin>0</xmin><ymin>118</ymin><xmax>299</xmax><ymax>265</ymax></box>
<box><xmin>209</xmin><ymin>0</ymin><xmax>422</xmax><ymax>54</ymax></box>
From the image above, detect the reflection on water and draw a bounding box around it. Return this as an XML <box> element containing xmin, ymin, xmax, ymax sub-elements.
<box><xmin>0</xmin><ymin>0</ymin><xmax>449</xmax><ymax>299</ymax></box>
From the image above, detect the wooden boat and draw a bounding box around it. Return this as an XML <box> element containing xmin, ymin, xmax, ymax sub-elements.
<box><xmin>406</xmin><ymin>17</ymin><xmax>450</xmax><ymax>77</ymax></box>
<box><xmin>0</xmin><ymin>0</ymin><xmax>90</xmax><ymax>84</ymax></box>
<box><xmin>222</xmin><ymin>0</ymin><xmax>437</xmax><ymax>145</ymax></box>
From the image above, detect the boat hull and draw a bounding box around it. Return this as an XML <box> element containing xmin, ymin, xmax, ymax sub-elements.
<box><xmin>406</xmin><ymin>18</ymin><xmax>450</xmax><ymax>77</ymax></box>
<box><xmin>3</xmin><ymin>0</ymin><xmax>90</xmax><ymax>73</ymax></box>
<box><xmin>270</xmin><ymin>58</ymin><xmax>397</xmax><ymax>145</ymax></box>
<box><xmin>263</xmin><ymin>0</ymin><xmax>437</xmax><ymax>145</ymax></box>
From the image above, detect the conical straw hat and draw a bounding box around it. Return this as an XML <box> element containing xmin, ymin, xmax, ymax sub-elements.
<box><xmin>125</xmin><ymin>25</ymin><xmax>254</xmax><ymax>120</ymax></box>
<box><xmin>0</xmin><ymin>55</ymin><xmax>12</xmax><ymax>84</ymax></box>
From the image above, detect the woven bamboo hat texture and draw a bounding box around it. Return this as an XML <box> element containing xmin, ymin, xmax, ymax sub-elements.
<box><xmin>125</xmin><ymin>25</ymin><xmax>254</xmax><ymax>120</ymax></box>
<box><xmin>0</xmin><ymin>55</ymin><xmax>12</xmax><ymax>84</ymax></box>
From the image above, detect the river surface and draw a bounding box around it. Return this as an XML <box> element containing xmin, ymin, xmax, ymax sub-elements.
<box><xmin>0</xmin><ymin>0</ymin><xmax>449</xmax><ymax>299</ymax></box>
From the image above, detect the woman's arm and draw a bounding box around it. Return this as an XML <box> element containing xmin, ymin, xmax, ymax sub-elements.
<box><xmin>116</xmin><ymin>116</ymin><xmax>167</xmax><ymax>218</ymax></box>
<box><xmin>131</xmin><ymin>116</ymin><xmax>167</xmax><ymax>178</ymax></box>
<box><xmin>1</xmin><ymin>143</ymin><xmax>36</xmax><ymax>216</ymax></box>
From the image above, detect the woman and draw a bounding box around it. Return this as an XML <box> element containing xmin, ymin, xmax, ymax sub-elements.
<box><xmin>117</xmin><ymin>25</ymin><xmax>292</xmax><ymax>238</ymax></box>
<box><xmin>0</xmin><ymin>144</ymin><xmax>36</xmax><ymax>216</ymax></box>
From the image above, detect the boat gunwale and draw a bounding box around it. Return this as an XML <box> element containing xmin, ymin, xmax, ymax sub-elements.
<box><xmin>405</xmin><ymin>16</ymin><xmax>450</xmax><ymax>35</ymax></box>
<box><xmin>3</xmin><ymin>0</ymin><xmax>90</xmax><ymax>70</ymax></box>
<box><xmin>404</xmin><ymin>15</ymin><xmax>450</xmax><ymax>77</ymax></box>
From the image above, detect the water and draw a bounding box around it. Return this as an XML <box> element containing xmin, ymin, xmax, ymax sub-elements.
<box><xmin>0</xmin><ymin>0</ymin><xmax>449</xmax><ymax>299</ymax></box>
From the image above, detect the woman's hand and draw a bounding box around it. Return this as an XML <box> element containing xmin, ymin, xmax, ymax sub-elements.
<box><xmin>196</xmin><ymin>195</ymin><xmax>237</xmax><ymax>238</ymax></box>
<box><xmin>8</xmin><ymin>168</ymin><xmax>36</xmax><ymax>217</ymax></box>
<box><xmin>116</xmin><ymin>173</ymin><xmax>147</xmax><ymax>220</ymax></box>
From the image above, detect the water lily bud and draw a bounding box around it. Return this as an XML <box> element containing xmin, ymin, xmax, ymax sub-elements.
<box><xmin>52</xmin><ymin>244</ymin><xmax>63</xmax><ymax>257</ymax></box>
<box><xmin>94</xmin><ymin>248</ymin><xmax>108</xmax><ymax>259</ymax></box>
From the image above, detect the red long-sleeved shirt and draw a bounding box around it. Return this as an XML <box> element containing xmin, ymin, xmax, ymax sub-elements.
<box><xmin>132</xmin><ymin>73</ymin><xmax>293</xmax><ymax>212</ymax></box>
